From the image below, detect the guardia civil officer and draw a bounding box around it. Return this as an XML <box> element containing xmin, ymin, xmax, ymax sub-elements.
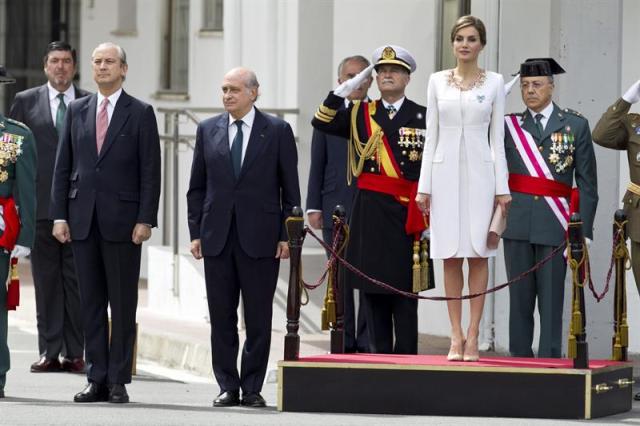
<box><xmin>503</xmin><ymin>58</ymin><xmax>598</xmax><ymax>358</ymax></box>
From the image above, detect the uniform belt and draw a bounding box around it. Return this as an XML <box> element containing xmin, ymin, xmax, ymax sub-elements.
<box><xmin>357</xmin><ymin>172</ymin><xmax>427</xmax><ymax>235</ymax></box>
<box><xmin>627</xmin><ymin>182</ymin><xmax>640</xmax><ymax>196</ymax></box>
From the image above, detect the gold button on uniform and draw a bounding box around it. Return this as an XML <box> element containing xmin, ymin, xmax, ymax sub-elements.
<box><xmin>538</xmin><ymin>146</ymin><xmax>543</xmax><ymax>152</ymax></box>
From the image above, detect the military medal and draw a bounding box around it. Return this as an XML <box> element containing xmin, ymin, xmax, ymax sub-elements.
<box><xmin>548</xmin><ymin>131</ymin><xmax>574</xmax><ymax>174</ymax></box>
<box><xmin>0</xmin><ymin>132</ymin><xmax>23</xmax><ymax>182</ymax></box>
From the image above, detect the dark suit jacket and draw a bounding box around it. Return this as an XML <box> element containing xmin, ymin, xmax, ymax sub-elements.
<box><xmin>9</xmin><ymin>84</ymin><xmax>91</xmax><ymax>220</ymax></box>
<box><xmin>50</xmin><ymin>90</ymin><xmax>161</xmax><ymax>242</ymax></box>
<box><xmin>186</xmin><ymin>107</ymin><xmax>300</xmax><ymax>258</ymax></box>
<box><xmin>306</xmin><ymin>104</ymin><xmax>356</xmax><ymax>229</ymax></box>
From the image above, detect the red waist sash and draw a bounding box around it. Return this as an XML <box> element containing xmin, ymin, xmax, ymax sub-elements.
<box><xmin>357</xmin><ymin>173</ymin><xmax>427</xmax><ymax>235</ymax></box>
<box><xmin>509</xmin><ymin>173</ymin><xmax>580</xmax><ymax>215</ymax></box>
<box><xmin>0</xmin><ymin>196</ymin><xmax>20</xmax><ymax>251</ymax></box>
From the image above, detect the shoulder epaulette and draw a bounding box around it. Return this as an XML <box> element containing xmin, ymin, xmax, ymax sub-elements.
<box><xmin>5</xmin><ymin>117</ymin><xmax>29</xmax><ymax>131</ymax></box>
<box><xmin>563</xmin><ymin>108</ymin><xmax>584</xmax><ymax>118</ymax></box>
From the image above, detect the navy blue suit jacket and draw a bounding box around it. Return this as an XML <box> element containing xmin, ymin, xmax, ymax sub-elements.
<box><xmin>306</xmin><ymin>106</ymin><xmax>356</xmax><ymax>229</ymax></box>
<box><xmin>9</xmin><ymin>84</ymin><xmax>91</xmax><ymax>220</ymax></box>
<box><xmin>186</xmin><ymin>108</ymin><xmax>301</xmax><ymax>258</ymax></box>
<box><xmin>50</xmin><ymin>90</ymin><xmax>161</xmax><ymax>241</ymax></box>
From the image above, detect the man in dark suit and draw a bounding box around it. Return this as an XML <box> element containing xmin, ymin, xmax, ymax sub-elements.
<box><xmin>187</xmin><ymin>67</ymin><xmax>300</xmax><ymax>408</ymax></box>
<box><xmin>50</xmin><ymin>42</ymin><xmax>161</xmax><ymax>403</ymax></box>
<box><xmin>9</xmin><ymin>41</ymin><xmax>89</xmax><ymax>374</ymax></box>
<box><xmin>306</xmin><ymin>55</ymin><xmax>371</xmax><ymax>353</ymax></box>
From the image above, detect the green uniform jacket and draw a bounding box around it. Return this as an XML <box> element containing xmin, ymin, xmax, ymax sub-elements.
<box><xmin>592</xmin><ymin>97</ymin><xmax>640</xmax><ymax>242</ymax></box>
<box><xmin>503</xmin><ymin>104</ymin><xmax>598</xmax><ymax>245</ymax></box>
<box><xmin>0</xmin><ymin>113</ymin><xmax>36</xmax><ymax>249</ymax></box>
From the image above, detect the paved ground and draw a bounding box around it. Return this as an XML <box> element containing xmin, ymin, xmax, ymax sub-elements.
<box><xmin>1</xmin><ymin>258</ymin><xmax>639</xmax><ymax>425</ymax></box>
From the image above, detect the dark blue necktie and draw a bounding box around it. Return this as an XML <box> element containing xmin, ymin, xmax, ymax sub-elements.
<box><xmin>231</xmin><ymin>120</ymin><xmax>243</xmax><ymax>178</ymax></box>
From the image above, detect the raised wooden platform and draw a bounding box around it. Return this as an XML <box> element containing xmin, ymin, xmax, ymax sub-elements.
<box><xmin>278</xmin><ymin>354</ymin><xmax>633</xmax><ymax>419</ymax></box>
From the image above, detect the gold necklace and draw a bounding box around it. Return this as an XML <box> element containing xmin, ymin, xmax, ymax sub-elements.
<box><xmin>447</xmin><ymin>69</ymin><xmax>486</xmax><ymax>91</ymax></box>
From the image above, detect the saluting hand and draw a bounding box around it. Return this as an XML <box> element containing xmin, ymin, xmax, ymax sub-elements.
<box><xmin>334</xmin><ymin>64</ymin><xmax>374</xmax><ymax>98</ymax></box>
<box><xmin>622</xmin><ymin>80</ymin><xmax>640</xmax><ymax>104</ymax></box>
<box><xmin>415</xmin><ymin>192</ymin><xmax>431</xmax><ymax>215</ymax></box>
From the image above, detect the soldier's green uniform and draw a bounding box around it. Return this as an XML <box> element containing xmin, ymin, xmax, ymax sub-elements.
<box><xmin>592</xmin><ymin>97</ymin><xmax>640</xmax><ymax>294</ymax></box>
<box><xmin>503</xmin><ymin>59</ymin><xmax>598</xmax><ymax>359</ymax></box>
<box><xmin>504</xmin><ymin>105</ymin><xmax>598</xmax><ymax>358</ymax></box>
<box><xmin>0</xmin><ymin>113</ymin><xmax>37</xmax><ymax>397</ymax></box>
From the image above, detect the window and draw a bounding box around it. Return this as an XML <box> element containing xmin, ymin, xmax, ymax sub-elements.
<box><xmin>202</xmin><ymin>0</ymin><xmax>223</xmax><ymax>32</ymax></box>
<box><xmin>159</xmin><ymin>0</ymin><xmax>189</xmax><ymax>95</ymax></box>
<box><xmin>437</xmin><ymin>0</ymin><xmax>471</xmax><ymax>70</ymax></box>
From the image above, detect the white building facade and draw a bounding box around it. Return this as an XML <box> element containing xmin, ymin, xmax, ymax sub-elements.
<box><xmin>70</xmin><ymin>0</ymin><xmax>640</xmax><ymax>358</ymax></box>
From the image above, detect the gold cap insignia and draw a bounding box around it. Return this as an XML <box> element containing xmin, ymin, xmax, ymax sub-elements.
<box><xmin>382</xmin><ymin>46</ymin><xmax>396</xmax><ymax>60</ymax></box>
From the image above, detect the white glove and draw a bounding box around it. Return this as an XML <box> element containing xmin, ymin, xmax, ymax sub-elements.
<box><xmin>334</xmin><ymin>64</ymin><xmax>374</xmax><ymax>98</ymax></box>
<box><xmin>622</xmin><ymin>80</ymin><xmax>640</xmax><ymax>104</ymax></box>
<box><xmin>504</xmin><ymin>75</ymin><xmax>520</xmax><ymax>96</ymax></box>
<box><xmin>0</xmin><ymin>205</ymin><xmax>4</xmax><ymax>232</ymax></box>
<box><xmin>11</xmin><ymin>245</ymin><xmax>30</xmax><ymax>258</ymax></box>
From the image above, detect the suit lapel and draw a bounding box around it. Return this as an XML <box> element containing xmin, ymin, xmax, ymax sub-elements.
<box><xmin>38</xmin><ymin>84</ymin><xmax>58</xmax><ymax>134</ymax></box>
<box><xmin>542</xmin><ymin>103</ymin><xmax>565</xmax><ymax>140</ymax></box>
<box><xmin>212</xmin><ymin>113</ymin><xmax>233</xmax><ymax>170</ymax></box>
<box><xmin>521</xmin><ymin>110</ymin><xmax>539</xmax><ymax>143</ymax></box>
<box><xmin>239</xmin><ymin>108</ymin><xmax>269</xmax><ymax>180</ymax></box>
<box><xmin>98</xmin><ymin>90</ymin><xmax>132</xmax><ymax>163</ymax></box>
<box><xmin>81</xmin><ymin>94</ymin><xmax>99</xmax><ymax>162</ymax></box>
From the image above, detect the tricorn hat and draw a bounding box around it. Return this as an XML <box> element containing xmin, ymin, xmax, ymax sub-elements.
<box><xmin>519</xmin><ymin>58</ymin><xmax>566</xmax><ymax>77</ymax></box>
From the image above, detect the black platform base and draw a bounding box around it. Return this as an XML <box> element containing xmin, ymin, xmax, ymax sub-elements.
<box><xmin>278</xmin><ymin>354</ymin><xmax>633</xmax><ymax>419</ymax></box>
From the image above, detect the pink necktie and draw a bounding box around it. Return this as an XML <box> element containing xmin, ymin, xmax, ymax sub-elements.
<box><xmin>96</xmin><ymin>98</ymin><xmax>109</xmax><ymax>154</ymax></box>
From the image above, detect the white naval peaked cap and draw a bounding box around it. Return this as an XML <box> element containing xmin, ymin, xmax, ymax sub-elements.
<box><xmin>371</xmin><ymin>45</ymin><xmax>416</xmax><ymax>73</ymax></box>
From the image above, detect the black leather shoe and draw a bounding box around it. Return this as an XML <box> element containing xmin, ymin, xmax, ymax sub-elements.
<box><xmin>635</xmin><ymin>392</ymin><xmax>640</xmax><ymax>401</ymax></box>
<box><xmin>30</xmin><ymin>357</ymin><xmax>62</xmax><ymax>373</ymax></box>
<box><xmin>74</xmin><ymin>382</ymin><xmax>109</xmax><ymax>403</ymax></box>
<box><xmin>61</xmin><ymin>357</ymin><xmax>86</xmax><ymax>374</ymax></box>
<box><xmin>0</xmin><ymin>389</ymin><xmax>4</xmax><ymax>398</ymax></box>
<box><xmin>241</xmin><ymin>392</ymin><xmax>266</xmax><ymax>408</ymax></box>
<box><xmin>213</xmin><ymin>390</ymin><xmax>240</xmax><ymax>407</ymax></box>
<box><xmin>109</xmin><ymin>384</ymin><xmax>129</xmax><ymax>403</ymax></box>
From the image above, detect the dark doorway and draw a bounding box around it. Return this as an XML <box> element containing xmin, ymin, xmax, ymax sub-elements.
<box><xmin>2</xmin><ymin>0</ymin><xmax>80</xmax><ymax>112</ymax></box>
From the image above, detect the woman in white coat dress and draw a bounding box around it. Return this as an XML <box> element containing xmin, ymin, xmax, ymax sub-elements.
<box><xmin>416</xmin><ymin>16</ymin><xmax>511</xmax><ymax>362</ymax></box>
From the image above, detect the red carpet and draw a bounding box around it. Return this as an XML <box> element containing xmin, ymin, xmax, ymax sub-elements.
<box><xmin>297</xmin><ymin>353</ymin><xmax>626</xmax><ymax>370</ymax></box>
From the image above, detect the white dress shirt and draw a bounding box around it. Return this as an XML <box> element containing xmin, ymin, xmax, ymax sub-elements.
<box><xmin>96</xmin><ymin>88</ymin><xmax>123</xmax><ymax>124</ymax></box>
<box><xmin>228</xmin><ymin>106</ymin><xmax>256</xmax><ymax>164</ymax></box>
<box><xmin>381</xmin><ymin>97</ymin><xmax>405</xmax><ymax>114</ymax></box>
<box><xmin>528</xmin><ymin>101</ymin><xmax>554</xmax><ymax>131</ymax></box>
<box><xmin>48</xmin><ymin>82</ymin><xmax>76</xmax><ymax>125</ymax></box>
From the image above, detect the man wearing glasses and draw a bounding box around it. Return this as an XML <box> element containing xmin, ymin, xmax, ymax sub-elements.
<box><xmin>502</xmin><ymin>58</ymin><xmax>598</xmax><ymax>359</ymax></box>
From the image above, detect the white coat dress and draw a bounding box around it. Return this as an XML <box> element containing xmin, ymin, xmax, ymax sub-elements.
<box><xmin>418</xmin><ymin>70</ymin><xmax>509</xmax><ymax>259</ymax></box>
